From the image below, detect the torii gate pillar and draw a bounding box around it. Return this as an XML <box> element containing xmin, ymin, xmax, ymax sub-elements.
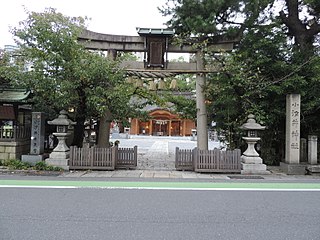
<box><xmin>196</xmin><ymin>51</ymin><xmax>208</xmax><ymax>150</ymax></box>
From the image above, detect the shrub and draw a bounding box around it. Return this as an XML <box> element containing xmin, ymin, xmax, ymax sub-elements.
<box><xmin>34</xmin><ymin>161</ymin><xmax>47</xmax><ymax>170</ymax></box>
<box><xmin>34</xmin><ymin>161</ymin><xmax>63</xmax><ymax>171</ymax></box>
<box><xmin>0</xmin><ymin>159</ymin><xmax>63</xmax><ymax>171</ymax></box>
<box><xmin>2</xmin><ymin>159</ymin><xmax>31</xmax><ymax>170</ymax></box>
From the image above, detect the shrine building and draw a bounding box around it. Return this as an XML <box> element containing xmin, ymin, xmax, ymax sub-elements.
<box><xmin>130</xmin><ymin>107</ymin><xmax>195</xmax><ymax>136</ymax></box>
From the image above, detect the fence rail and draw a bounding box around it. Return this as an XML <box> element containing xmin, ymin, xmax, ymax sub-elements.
<box><xmin>175</xmin><ymin>147</ymin><xmax>241</xmax><ymax>173</ymax></box>
<box><xmin>0</xmin><ymin>125</ymin><xmax>31</xmax><ymax>142</ymax></box>
<box><xmin>69</xmin><ymin>146</ymin><xmax>138</xmax><ymax>170</ymax></box>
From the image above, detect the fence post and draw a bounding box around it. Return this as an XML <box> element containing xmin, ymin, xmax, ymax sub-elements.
<box><xmin>69</xmin><ymin>146</ymin><xmax>73</xmax><ymax>167</ymax></box>
<box><xmin>134</xmin><ymin>146</ymin><xmax>138</xmax><ymax>167</ymax></box>
<box><xmin>112</xmin><ymin>146</ymin><xmax>117</xmax><ymax>169</ymax></box>
<box><xmin>175</xmin><ymin>147</ymin><xmax>179</xmax><ymax>169</ymax></box>
<box><xmin>111</xmin><ymin>146</ymin><xmax>119</xmax><ymax>169</ymax></box>
<box><xmin>193</xmin><ymin>148</ymin><xmax>198</xmax><ymax>171</ymax></box>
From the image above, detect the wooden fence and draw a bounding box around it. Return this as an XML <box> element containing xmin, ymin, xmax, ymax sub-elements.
<box><xmin>116</xmin><ymin>146</ymin><xmax>138</xmax><ymax>169</ymax></box>
<box><xmin>69</xmin><ymin>146</ymin><xmax>116</xmax><ymax>170</ymax></box>
<box><xmin>175</xmin><ymin>147</ymin><xmax>241</xmax><ymax>173</ymax></box>
<box><xmin>195</xmin><ymin>148</ymin><xmax>241</xmax><ymax>173</ymax></box>
<box><xmin>175</xmin><ymin>147</ymin><xmax>194</xmax><ymax>171</ymax></box>
<box><xmin>69</xmin><ymin>146</ymin><xmax>137</xmax><ymax>170</ymax></box>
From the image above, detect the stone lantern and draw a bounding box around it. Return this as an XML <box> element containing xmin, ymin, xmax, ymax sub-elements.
<box><xmin>45</xmin><ymin>110</ymin><xmax>76</xmax><ymax>170</ymax></box>
<box><xmin>240</xmin><ymin>114</ymin><xmax>269</xmax><ymax>174</ymax></box>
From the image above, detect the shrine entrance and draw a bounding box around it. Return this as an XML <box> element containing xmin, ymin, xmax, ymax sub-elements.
<box><xmin>152</xmin><ymin>120</ymin><xmax>168</xmax><ymax>136</ymax></box>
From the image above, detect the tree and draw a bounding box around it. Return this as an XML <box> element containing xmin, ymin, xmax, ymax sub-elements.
<box><xmin>8</xmin><ymin>8</ymin><xmax>131</xmax><ymax>147</ymax></box>
<box><xmin>279</xmin><ymin>0</ymin><xmax>320</xmax><ymax>56</ymax></box>
<box><xmin>161</xmin><ymin>0</ymin><xmax>320</xmax><ymax>164</ymax></box>
<box><xmin>160</xmin><ymin>0</ymin><xmax>273</xmax><ymax>39</ymax></box>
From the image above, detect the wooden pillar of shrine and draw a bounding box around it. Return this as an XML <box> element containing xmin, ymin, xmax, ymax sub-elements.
<box><xmin>149</xmin><ymin>120</ymin><xmax>153</xmax><ymax>136</ymax></box>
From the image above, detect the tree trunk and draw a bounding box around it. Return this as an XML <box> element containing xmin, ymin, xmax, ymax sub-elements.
<box><xmin>279</xmin><ymin>0</ymin><xmax>320</xmax><ymax>56</ymax></box>
<box><xmin>96</xmin><ymin>49</ymin><xmax>117</xmax><ymax>148</ymax></box>
<box><xmin>72</xmin><ymin>116</ymin><xmax>85</xmax><ymax>147</ymax></box>
<box><xmin>96</xmin><ymin>109</ymin><xmax>112</xmax><ymax>148</ymax></box>
<box><xmin>72</xmin><ymin>87</ymin><xmax>87</xmax><ymax>147</ymax></box>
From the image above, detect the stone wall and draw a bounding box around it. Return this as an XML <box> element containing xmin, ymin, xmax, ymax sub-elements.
<box><xmin>0</xmin><ymin>140</ymin><xmax>30</xmax><ymax>160</ymax></box>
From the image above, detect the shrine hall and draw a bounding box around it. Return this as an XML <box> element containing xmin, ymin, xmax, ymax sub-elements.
<box><xmin>130</xmin><ymin>108</ymin><xmax>195</xmax><ymax>136</ymax></box>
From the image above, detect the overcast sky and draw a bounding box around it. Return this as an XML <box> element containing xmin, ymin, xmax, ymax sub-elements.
<box><xmin>0</xmin><ymin>0</ymin><xmax>169</xmax><ymax>48</ymax></box>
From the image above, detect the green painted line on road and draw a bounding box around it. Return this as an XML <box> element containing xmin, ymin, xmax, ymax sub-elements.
<box><xmin>1</xmin><ymin>179</ymin><xmax>320</xmax><ymax>190</ymax></box>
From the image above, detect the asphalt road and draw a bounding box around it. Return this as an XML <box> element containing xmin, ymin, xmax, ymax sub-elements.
<box><xmin>1</xmin><ymin>187</ymin><xmax>319</xmax><ymax>240</ymax></box>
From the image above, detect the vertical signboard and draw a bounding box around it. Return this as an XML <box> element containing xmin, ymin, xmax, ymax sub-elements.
<box><xmin>285</xmin><ymin>94</ymin><xmax>300</xmax><ymax>164</ymax></box>
<box><xmin>30</xmin><ymin>112</ymin><xmax>45</xmax><ymax>155</ymax></box>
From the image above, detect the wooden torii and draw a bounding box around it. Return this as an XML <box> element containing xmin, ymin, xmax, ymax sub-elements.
<box><xmin>78</xmin><ymin>28</ymin><xmax>238</xmax><ymax>150</ymax></box>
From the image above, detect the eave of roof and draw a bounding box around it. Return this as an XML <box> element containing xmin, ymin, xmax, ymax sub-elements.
<box><xmin>0</xmin><ymin>88</ymin><xmax>32</xmax><ymax>103</ymax></box>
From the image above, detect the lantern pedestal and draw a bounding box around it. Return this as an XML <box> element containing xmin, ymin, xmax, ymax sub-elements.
<box><xmin>45</xmin><ymin>132</ymin><xmax>70</xmax><ymax>170</ymax></box>
<box><xmin>241</xmin><ymin>137</ymin><xmax>269</xmax><ymax>175</ymax></box>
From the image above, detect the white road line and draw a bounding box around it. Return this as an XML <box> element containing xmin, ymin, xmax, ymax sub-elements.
<box><xmin>1</xmin><ymin>185</ymin><xmax>320</xmax><ymax>191</ymax></box>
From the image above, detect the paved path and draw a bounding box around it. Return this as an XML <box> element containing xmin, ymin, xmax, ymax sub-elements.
<box><xmin>112</xmin><ymin>135</ymin><xmax>222</xmax><ymax>171</ymax></box>
<box><xmin>138</xmin><ymin>140</ymin><xmax>174</xmax><ymax>170</ymax></box>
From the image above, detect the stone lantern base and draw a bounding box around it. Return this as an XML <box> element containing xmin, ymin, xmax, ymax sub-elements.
<box><xmin>241</xmin><ymin>156</ymin><xmax>270</xmax><ymax>175</ymax></box>
<box><xmin>45</xmin><ymin>151</ymin><xmax>70</xmax><ymax>170</ymax></box>
<box><xmin>45</xmin><ymin>158</ymin><xmax>69</xmax><ymax>171</ymax></box>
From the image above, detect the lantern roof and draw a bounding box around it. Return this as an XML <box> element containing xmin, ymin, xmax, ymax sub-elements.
<box><xmin>240</xmin><ymin>114</ymin><xmax>266</xmax><ymax>130</ymax></box>
<box><xmin>136</xmin><ymin>27</ymin><xmax>175</xmax><ymax>36</ymax></box>
<box><xmin>48</xmin><ymin>110</ymin><xmax>76</xmax><ymax>126</ymax></box>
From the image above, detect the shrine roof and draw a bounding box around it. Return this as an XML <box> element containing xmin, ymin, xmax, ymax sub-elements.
<box><xmin>136</xmin><ymin>27</ymin><xmax>175</xmax><ymax>36</ymax></box>
<box><xmin>0</xmin><ymin>88</ymin><xmax>32</xmax><ymax>103</ymax></box>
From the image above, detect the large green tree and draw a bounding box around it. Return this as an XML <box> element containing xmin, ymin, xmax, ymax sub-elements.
<box><xmin>161</xmin><ymin>0</ymin><xmax>320</xmax><ymax>164</ymax></box>
<box><xmin>7</xmin><ymin>8</ymin><xmax>136</xmax><ymax>147</ymax></box>
<box><xmin>160</xmin><ymin>0</ymin><xmax>273</xmax><ymax>39</ymax></box>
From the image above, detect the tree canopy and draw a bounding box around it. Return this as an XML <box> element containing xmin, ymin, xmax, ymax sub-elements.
<box><xmin>5</xmin><ymin>8</ymin><xmax>139</xmax><ymax>147</ymax></box>
<box><xmin>161</xmin><ymin>0</ymin><xmax>320</xmax><ymax>164</ymax></box>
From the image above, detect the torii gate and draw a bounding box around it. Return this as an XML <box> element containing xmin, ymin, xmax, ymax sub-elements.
<box><xmin>78</xmin><ymin>28</ymin><xmax>238</xmax><ymax>150</ymax></box>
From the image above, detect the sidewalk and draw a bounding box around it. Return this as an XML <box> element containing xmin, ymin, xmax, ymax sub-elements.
<box><xmin>57</xmin><ymin>166</ymin><xmax>320</xmax><ymax>181</ymax></box>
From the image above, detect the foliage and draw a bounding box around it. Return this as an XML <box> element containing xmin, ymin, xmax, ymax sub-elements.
<box><xmin>160</xmin><ymin>0</ymin><xmax>273</xmax><ymax>39</ymax></box>
<box><xmin>4</xmin><ymin>8</ymin><xmax>141</xmax><ymax>146</ymax></box>
<box><xmin>34</xmin><ymin>161</ymin><xmax>63</xmax><ymax>171</ymax></box>
<box><xmin>0</xmin><ymin>159</ymin><xmax>31</xmax><ymax>170</ymax></box>
<box><xmin>0</xmin><ymin>159</ymin><xmax>63</xmax><ymax>171</ymax></box>
<box><xmin>163</xmin><ymin>93</ymin><xmax>196</xmax><ymax>120</ymax></box>
<box><xmin>163</xmin><ymin>0</ymin><xmax>320</xmax><ymax>165</ymax></box>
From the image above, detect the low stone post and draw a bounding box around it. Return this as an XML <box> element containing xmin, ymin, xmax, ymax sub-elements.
<box><xmin>308</xmin><ymin>135</ymin><xmax>318</xmax><ymax>165</ymax></box>
<box><xmin>300</xmin><ymin>138</ymin><xmax>307</xmax><ymax>162</ymax></box>
<box><xmin>45</xmin><ymin>110</ymin><xmax>75</xmax><ymax>170</ymax></box>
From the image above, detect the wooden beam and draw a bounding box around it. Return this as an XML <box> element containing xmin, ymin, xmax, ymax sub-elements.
<box><xmin>79</xmin><ymin>29</ymin><xmax>236</xmax><ymax>53</ymax></box>
<box><xmin>120</xmin><ymin>61</ymin><xmax>220</xmax><ymax>73</ymax></box>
